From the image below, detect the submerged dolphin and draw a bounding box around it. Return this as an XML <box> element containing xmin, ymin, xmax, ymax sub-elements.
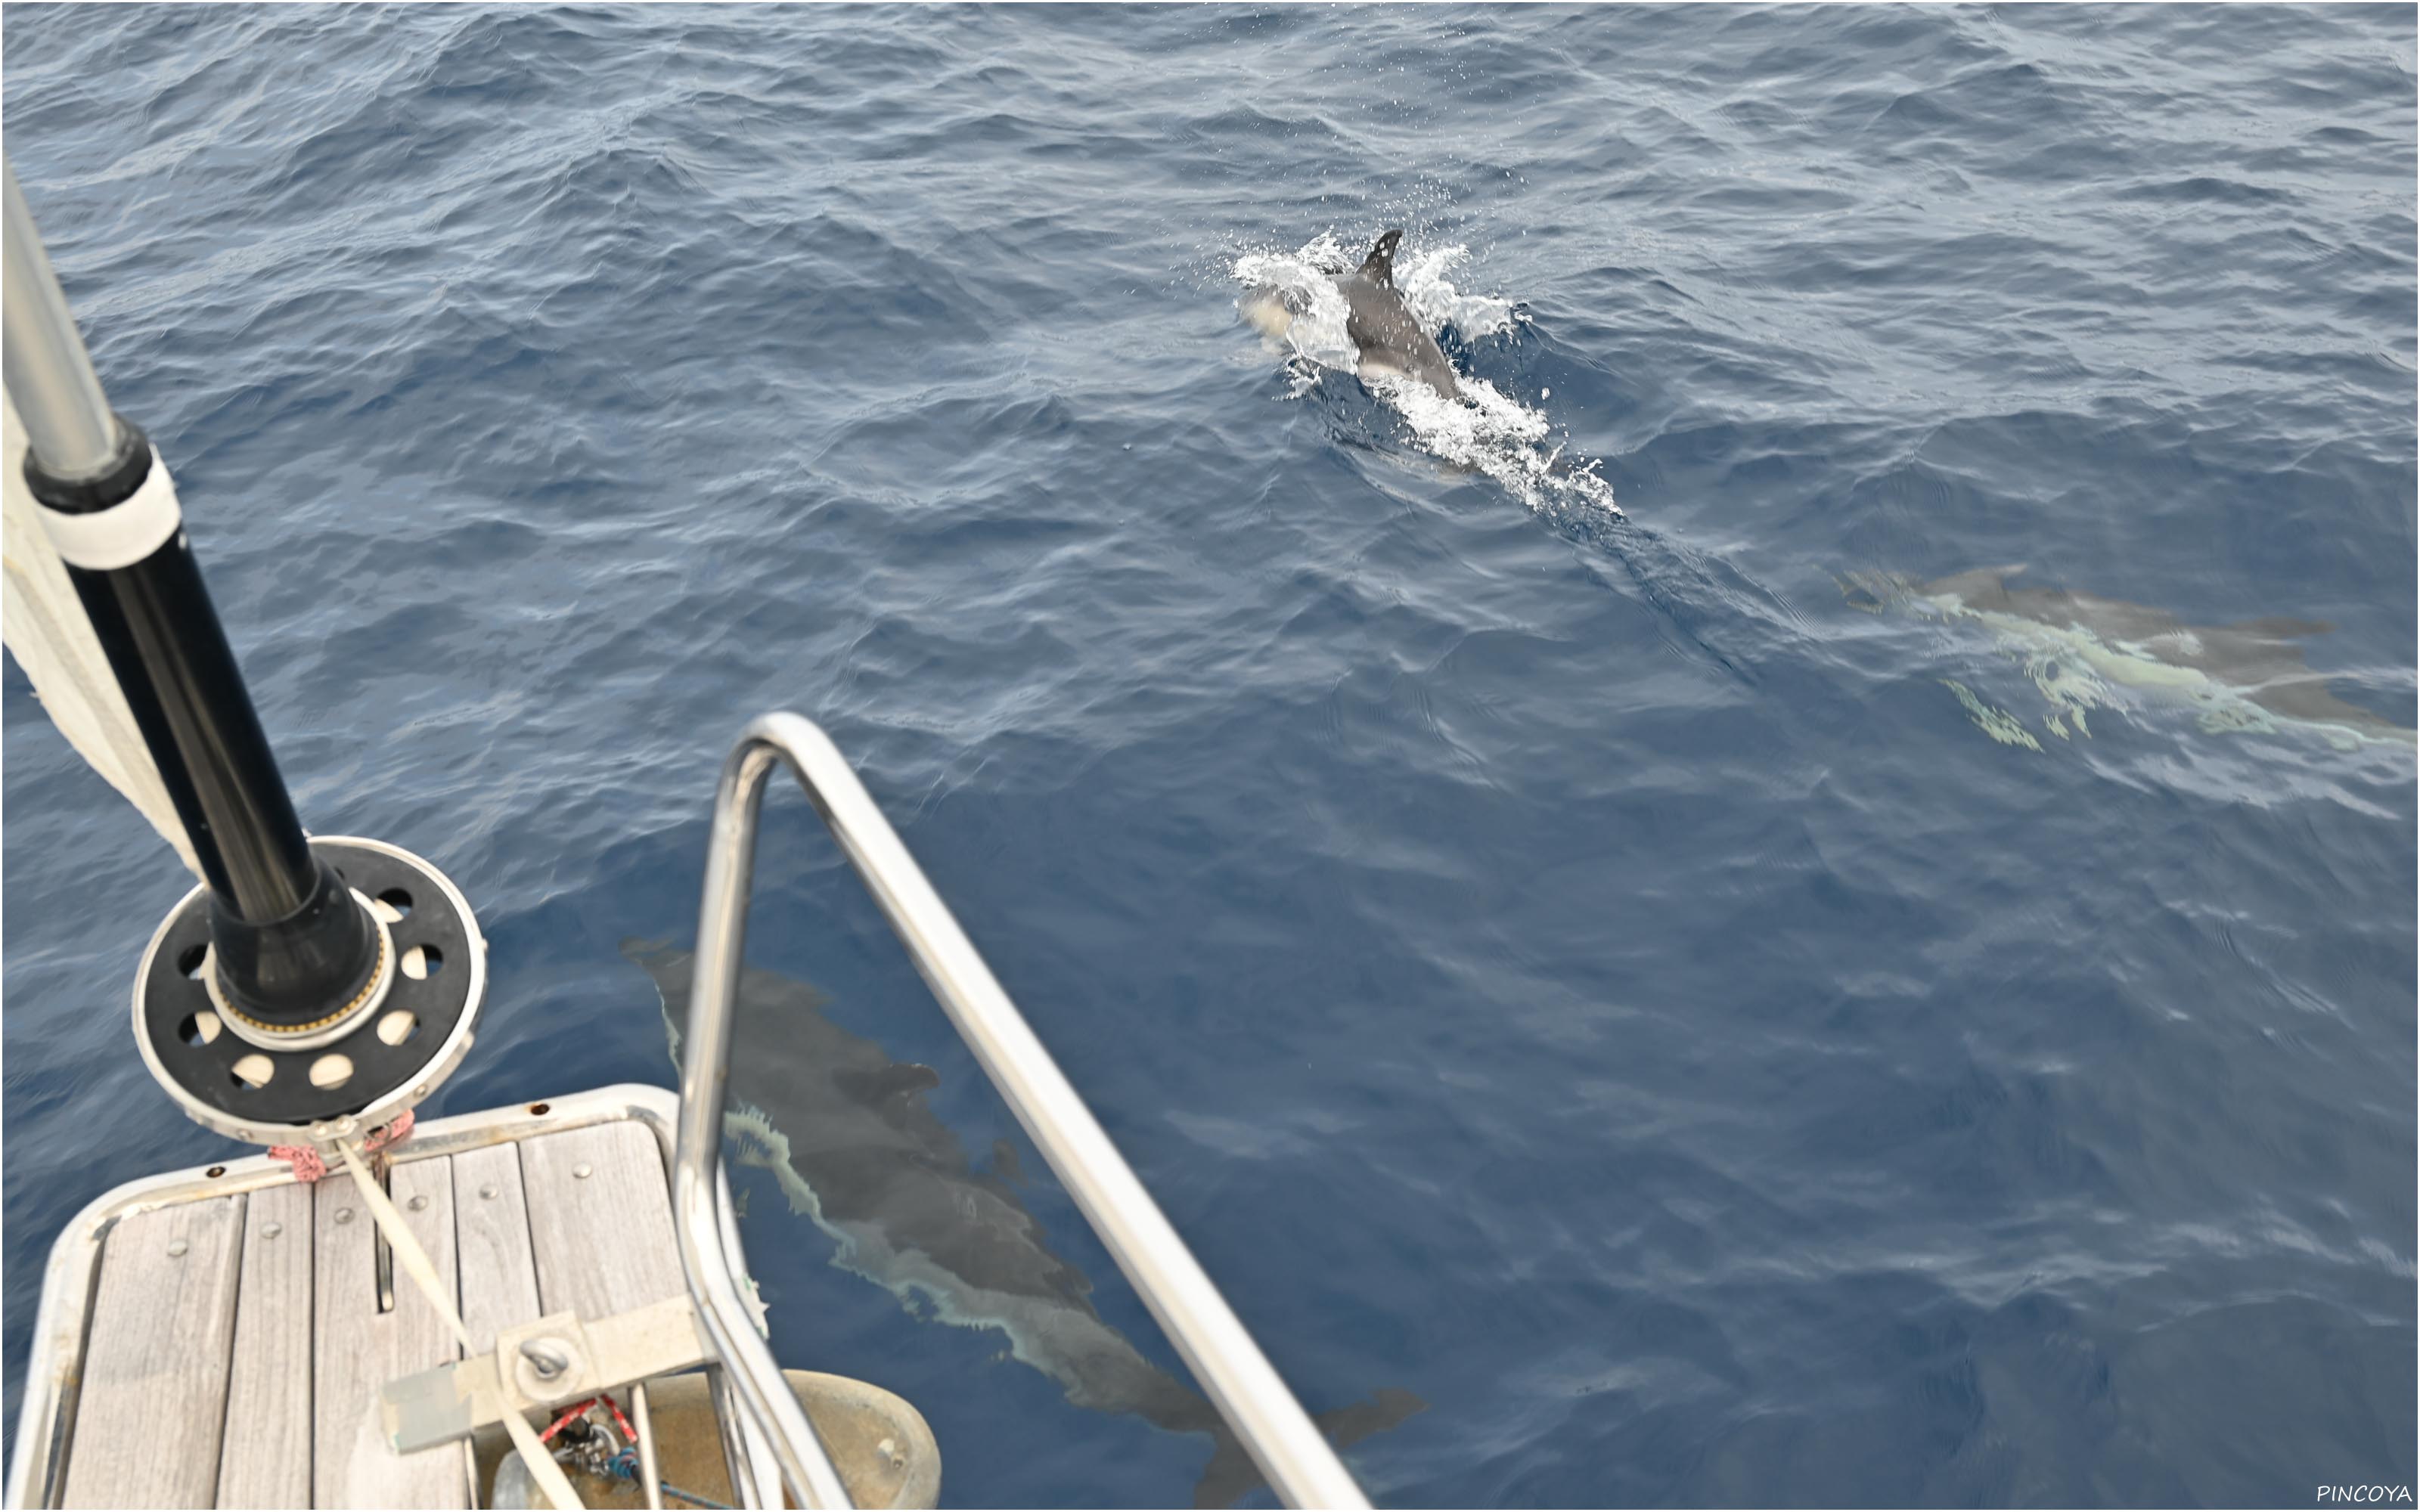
<box><xmin>1242</xmin><ymin>229</ymin><xmax>1464</xmax><ymax>400</ymax></box>
<box><xmin>625</xmin><ymin>940</ymin><xmax>1424</xmax><ymax>1507</ymax></box>
<box><xmin>1848</xmin><ymin>565</ymin><xmax>2413</xmax><ymax>748</ymax></box>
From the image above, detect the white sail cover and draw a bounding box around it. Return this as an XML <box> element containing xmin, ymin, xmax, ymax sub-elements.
<box><xmin>2</xmin><ymin>387</ymin><xmax>198</xmax><ymax>874</ymax></box>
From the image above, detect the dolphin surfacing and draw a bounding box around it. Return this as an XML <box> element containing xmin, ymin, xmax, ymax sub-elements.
<box><xmin>625</xmin><ymin>940</ymin><xmax>1425</xmax><ymax>1507</ymax></box>
<box><xmin>1244</xmin><ymin>229</ymin><xmax>1465</xmax><ymax>401</ymax></box>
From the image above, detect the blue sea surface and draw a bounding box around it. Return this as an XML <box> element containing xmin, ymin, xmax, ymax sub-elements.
<box><xmin>5</xmin><ymin>5</ymin><xmax>2415</xmax><ymax>1506</ymax></box>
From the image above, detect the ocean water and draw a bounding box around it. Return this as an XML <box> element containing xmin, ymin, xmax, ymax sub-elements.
<box><xmin>4</xmin><ymin>5</ymin><xmax>2414</xmax><ymax>1506</ymax></box>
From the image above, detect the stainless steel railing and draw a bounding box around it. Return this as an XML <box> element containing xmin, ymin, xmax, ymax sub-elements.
<box><xmin>672</xmin><ymin>712</ymin><xmax>1372</xmax><ymax>1510</ymax></box>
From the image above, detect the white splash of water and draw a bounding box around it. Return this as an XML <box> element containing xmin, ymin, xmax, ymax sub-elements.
<box><xmin>1233</xmin><ymin>234</ymin><xmax>1357</xmax><ymax>373</ymax></box>
<box><xmin>1231</xmin><ymin>234</ymin><xmax>1619</xmax><ymax>519</ymax></box>
<box><xmin>1392</xmin><ymin>242</ymin><xmax>1515</xmax><ymax>341</ymax></box>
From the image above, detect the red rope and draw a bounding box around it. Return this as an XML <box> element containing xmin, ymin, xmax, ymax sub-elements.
<box><xmin>265</xmin><ymin>1142</ymin><xmax>327</xmax><ymax>1184</ymax></box>
<box><xmin>539</xmin><ymin>1391</ymin><xmax>638</xmax><ymax>1445</ymax></box>
<box><xmin>268</xmin><ymin>1109</ymin><xmax>414</xmax><ymax>1184</ymax></box>
<box><xmin>539</xmin><ymin>1398</ymin><xmax>599</xmax><ymax>1443</ymax></box>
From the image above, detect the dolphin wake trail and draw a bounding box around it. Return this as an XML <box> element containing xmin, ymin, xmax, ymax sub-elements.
<box><xmin>1231</xmin><ymin>233</ymin><xmax>1621</xmax><ymax>523</ymax></box>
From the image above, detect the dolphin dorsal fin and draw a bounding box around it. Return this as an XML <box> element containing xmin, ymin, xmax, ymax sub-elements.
<box><xmin>1359</xmin><ymin>228</ymin><xmax>1404</xmax><ymax>288</ymax></box>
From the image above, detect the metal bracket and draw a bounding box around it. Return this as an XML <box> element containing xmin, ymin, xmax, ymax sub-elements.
<box><xmin>378</xmin><ymin>1294</ymin><xmax>713</xmax><ymax>1454</ymax></box>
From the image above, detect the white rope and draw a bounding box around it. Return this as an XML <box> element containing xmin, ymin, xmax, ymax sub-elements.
<box><xmin>337</xmin><ymin>1139</ymin><xmax>587</xmax><ymax>1512</ymax></box>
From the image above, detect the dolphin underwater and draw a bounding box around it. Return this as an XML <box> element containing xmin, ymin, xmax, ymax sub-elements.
<box><xmin>625</xmin><ymin>940</ymin><xmax>1425</xmax><ymax>1507</ymax></box>
<box><xmin>1241</xmin><ymin>229</ymin><xmax>1465</xmax><ymax>400</ymax></box>
<box><xmin>1848</xmin><ymin>565</ymin><xmax>2414</xmax><ymax>748</ymax></box>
